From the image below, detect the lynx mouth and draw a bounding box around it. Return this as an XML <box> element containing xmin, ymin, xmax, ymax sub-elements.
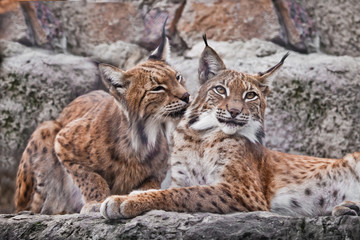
<box><xmin>167</xmin><ymin>106</ymin><xmax>187</xmax><ymax>118</ymax></box>
<box><xmin>217</xmin><ymin>118</ymin><xmax>247</xmax><ymax>127</ymax></box>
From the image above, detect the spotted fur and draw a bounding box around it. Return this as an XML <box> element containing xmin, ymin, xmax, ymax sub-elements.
<box><xmin>100</xmin><ymin>36</ymin><xmax>360</xmax><ymax>219</ymax></box>
<box><xmin>14</xmin><ymin>24</ymin><xmax>190</xmax><ymax>214</ymax></box>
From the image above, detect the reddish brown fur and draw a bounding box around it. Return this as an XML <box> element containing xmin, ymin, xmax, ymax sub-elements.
<box><xmin>100</xmin><ymin>41</ymin><xmax>360</xmax><ymax>219</ymax></box>
<box><xmin>15</xmin><ymin>38</ymin><xmax>189</xmax><ymax>214</ymax></box>
<box><xmin>15</xmin><ymin>120</ymin><xmax>62</xmax><ymax>212</ymax></box>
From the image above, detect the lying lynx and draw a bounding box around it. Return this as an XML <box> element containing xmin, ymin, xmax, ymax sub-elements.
<box><xmin>14</xmin><ymin>24</ymin><xmax>190</xmax><ymax>214</ymax></box>
<box><xmin>100</xmin><ymin>35</ymin><xmax>360</xmax><ymax>219</ymax></box>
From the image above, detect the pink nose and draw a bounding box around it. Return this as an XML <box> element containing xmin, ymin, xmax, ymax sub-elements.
<box><xmin>228</xmin><ymin>108</ymin><xmax>240</xmax><ymax>118</ymax></box>
<box><xmin>180</xmin><ymin>92</ymin><xmax>190</xmax><ymax>103</ymax></box>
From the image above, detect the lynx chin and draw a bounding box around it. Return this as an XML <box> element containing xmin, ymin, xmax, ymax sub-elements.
<box><xmin>100</xmin><ymin>35</ymin><xmax>360</xmax><ymax>219</ymax></box>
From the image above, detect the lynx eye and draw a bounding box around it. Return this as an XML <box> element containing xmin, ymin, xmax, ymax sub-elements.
<box><xmin>214</xmin><ymin>85</ymin><xmax>226</xmax><ymax>95</ymax></box>
<box><xmin>152</xmin><ymin>86</ymin><xmax>166</xmax><ymax>92</ymax></box>
<box><xmin>244</xmin><ymin>91</ymin><xmax>257</xmax><ymax>100</ymax></box>
<box><xmin>176</xmin><ymin>73</ymin><xmax>182</xmax><ymax>83</ymax></box>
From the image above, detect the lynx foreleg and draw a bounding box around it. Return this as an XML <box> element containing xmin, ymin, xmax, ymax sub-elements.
<box><xmin>54</xmin><ymin>125</ymin><xmax>111</xmax><ymax>213</ymax></box>
<box><xmin>100</xmin><ymin>183</ymin><xmax>268</xmax><ymax>219</ymax></box>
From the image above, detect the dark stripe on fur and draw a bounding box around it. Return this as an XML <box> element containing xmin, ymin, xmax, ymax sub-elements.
<box><xmin>256</xmin><ymin>127</ymin><xmax>265</xmax><ymax>145</ymax></box>
<box><xmin>136</xmin><ymin>121</ymin><xmax>148</xmax><ymax>145</ymax></box>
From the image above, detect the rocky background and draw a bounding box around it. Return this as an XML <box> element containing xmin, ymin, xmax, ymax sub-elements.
<box><xmin>0</xmin><ymin>0</ymin><xmax>359</xmax><ymax>236</ymax></box>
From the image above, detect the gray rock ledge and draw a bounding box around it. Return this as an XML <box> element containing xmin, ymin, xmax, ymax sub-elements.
<box><xmin>1</xmin><ymin>210</ymin><xmax>359</xmax><ymax>239</ymax></box>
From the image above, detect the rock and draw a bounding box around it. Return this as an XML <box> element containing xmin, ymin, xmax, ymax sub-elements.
<box><xmin>6</xmin><ymin>0</ymin><xmax>358</xmax><ymax>57</ymax></box>
<box><xmin>175</xmin><ymin>0</ymin><xmax>317</xmax><ymax>53</ymax></box>
<box><xmin>272</xmin><ymin>0</ymin><xmax>317</xmax><ymax>53</ymax></box>
<box><xmin>44</xmin><ymin>1</ymin><xmax>188</xmax><ymax>55</ymax></box>
<box><xmin>28</xmin><ymin>2</ymin><xmax>64</xmax><ymax>50</ymax></box>
<box><xmin>2</xmin><ymin>1</ymin><xmax>319</xmax><ymax>56</ymax></box>
<box><xmin>41</xmin><ymin>0</ymin><xmax>319</xmax><ymax>55</ymax></box>
<box><xmin>296</xmin><ymin>0</ymin><xmax>360</xmax><ymax>57</ymax></box>
<box><xmin>0</xmin><ymin>2</ymin><xmax>65</xmax><ymax>50</ymax></box>
<box><xmin>0</xmin><ymin>0</ymin><xmax>18</xmax><ymax>14</ymax></box>
<box><xmin>177</xmin><ymin>0</ymin><xmax>281</xmax><ymax>45</ymax></box>
<box><xmin>265</xmin><ymin>53</ymin><xmax>360</xmax><ymax>158</ymax></box>
<box><xmin>43</xmin><ymin>1</ymin><xmax>144</xmax><ymax>56</ymax></box>
<box><xmin>137</xmin><ymin>0</ymin><xmax>188</xmax><ymax>53</ymax></box>
<box><xmin>0</xmin><ymin>211</ymin><xmax>359</xmax><ymax>239</ymax></box>
<box><xmin>172</xmin><ymin>39</ymin><xmax>360</xmax><ymax>158</ymax></box>
<box><xmin>88</xmin><ymin>40</ymin><xmax>148</xmax><ymax>70</ymax></box>
<box><xmin>0</xmin><ymin>40</ymin><xmax>101</xmax><ymax>213</ymax></box>
<box><xmin>0</xmin><ymin>7</ymin><xmax>28</xmax><ymax>44</ymax></box>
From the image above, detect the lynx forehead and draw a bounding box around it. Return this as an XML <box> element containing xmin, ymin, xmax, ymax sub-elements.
<box><xmin>99</xmin><ymin>35</ymin><xmax>360</xmax><ymax>220</ymax></box>
<box><xmin>14</xmin><ymin>21</ymin><xmax>190</xmax><ymax>215</ymax></box>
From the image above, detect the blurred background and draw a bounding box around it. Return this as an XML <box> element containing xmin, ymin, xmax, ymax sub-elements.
<box><xmin>0</xmin><ymin>0</ymin><xmax>359</xmax><ymax>214</ymax></box>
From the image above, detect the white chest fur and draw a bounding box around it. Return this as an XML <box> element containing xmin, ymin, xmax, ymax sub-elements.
<box><xmin>169</xmin><ymin>132</ymin><xmax>229</xmax><ymax>188</ymax></box>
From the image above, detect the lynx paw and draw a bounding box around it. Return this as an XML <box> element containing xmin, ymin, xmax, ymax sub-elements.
<box><xmin>332</xmin><ymin>201</ymin><xmax>360</xmax><ymax>217</ymax></box>
<box><xmin>100</xmin><ymin>195</ymin><xmax>128</xmax><ymax>219</ymax></box>
<box><xmin>80</xmin><ymin>202</ymin><xmax>102</xmax><ymax>214</ymax></box>
<box><xmin>100</xmin><ymin>195</ymin><xmax>146</xmax><ymax>220</ymax></box>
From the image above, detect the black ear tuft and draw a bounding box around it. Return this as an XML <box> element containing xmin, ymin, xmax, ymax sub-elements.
<box><xmin>148</xmin><ymin>17</ymin><xmax>170</xmax><ymax>61</ymax></box>
<box><xmin>281</xmin><ymin>51</ymin><xmax>290</xmax><ymax>62</ymax></box>
<box><xmin>258</xmin><ymin>52</ymin><xmax>289</xmax><ymax>77</ymax></box>
<box><xmin>255</xmin><ymin>52</ymin><xmax>289</xmax><ymax>94</ymax></box>
<box><xmin>202</xmin><ymin>34</ymin><xmax>208</xmax><ymax>47</ymax></box>
<box><xmin>198</xmin><ymin>35</ymin><xmax>226</xmax><ymax>84</ymax></box>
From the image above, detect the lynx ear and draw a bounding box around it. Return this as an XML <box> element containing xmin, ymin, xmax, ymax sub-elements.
<box><xmin>149</xmin><ymin>18</ymin><xmax>170</xmax><ymax>61</ymax></box>
<box><xmin>99</xmin><ymin>63</ymin><xmax>127</xmax><ymax>92</ymax></box>
<box><xmin>255</xmin><ymin>52</ymin><xmax>289</xmax><ymax>89</ymax></box>
<box><xmin>198</xmin><ymin>34</ymin><xmax>226</xmax><ymax>84</ymax></box>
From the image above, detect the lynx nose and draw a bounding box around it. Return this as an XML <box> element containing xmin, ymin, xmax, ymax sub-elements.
<box><xmin>227</xmin><ymin>107</ymin><xmax>241</xmax><ymax>118</ymax></box>
<box><xmin>180</xmin><ymin>92</ymin><xmax>190</xmax><ymax>104</ymax></box>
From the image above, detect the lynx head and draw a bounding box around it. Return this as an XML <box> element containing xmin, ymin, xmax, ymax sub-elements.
<box><xmin>98</xmin><ymin>20</ymin><xmax>189</xmax><ymax>124</ymax></box>
<box><xmin>187</xmin><ymin>35</ymin><xmax>288</xmax><ymax>144</ymax></box>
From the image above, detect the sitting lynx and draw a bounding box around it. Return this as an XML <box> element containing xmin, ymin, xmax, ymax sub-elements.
<box><xmin>100</xmin><ymin>35</ymin><xmax>360</xmax><ymax>219</ymax></box>
<box><xmin>14</xmin><ymin>24</ymin><xmax>190</xmax><ymax>214</ymax></box>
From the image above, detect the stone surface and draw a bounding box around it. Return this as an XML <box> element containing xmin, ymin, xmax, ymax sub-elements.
<box><xmin>88</xmin><ymin>40</ymin><xmax>148</xmax><ymax>70</ymax></box>
<box><xmin>44</xmin><ymin>1</ymin><xmax>144</xmax><ymax>56</ymax></box>
<box><xmin>29</xmin><ymin>2</ymin><xmax>64</xmax><ymax>50</ymax></box>
<box><xmin>4</xmin><ymin>0</ymin><xmax>358</xmax><ymax>57</ymax></box>
<box><xmin>44</xmin><ymin>1</ymin><xmax>188</xmax><ymax>54</ymax></box>
<box><xmin>272</xmin><ymin>0</ymin><xmax>317</xmax><ymax>53</ymax></box>
<box><xmin>0</xmin><ymin>2</ymin><xmax>65</xmax><ymax>51</ymax></box>
<box><xmin>0</xmin><ymin>211</ymin><xmax>360</xmax><ymax>239</ymax></box>
<box><xmin>0</xmin><ymin>7</ymin><xmax>28</xmax><ymax>44</ymax></box>
<box><xmin>177</xmin><ymin>0</ymin><xmax>280</xmax><ymax>45</ymax></box>
<box><xmin>1</xmin><ymin>1</ymin><xmax>318</xmax><ymax>56</ymax></box>
<box><xmin>0</xmin><ymin>40</ymin><xmax>101</xmax><ymax>213</ymax></box>
<box><xmin>0</xmin><ymin>0</ymin><xmax>18</xmax><ymax>14</ymax></box>
<box><xmin>296</xmin><ymin>0</ymin><xmax>360</xmax><ymax>56</ymax></box>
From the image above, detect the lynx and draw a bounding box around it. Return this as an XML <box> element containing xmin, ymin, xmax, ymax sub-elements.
<box><xmin>100</xmin><ymin>35</ymin><xmax>360</xmax><ymax>219</ymax></box>
<box><xmin>14</xmin><ymin>24</ymin><xmax>190</xmax><ymax>214</ymax></box>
